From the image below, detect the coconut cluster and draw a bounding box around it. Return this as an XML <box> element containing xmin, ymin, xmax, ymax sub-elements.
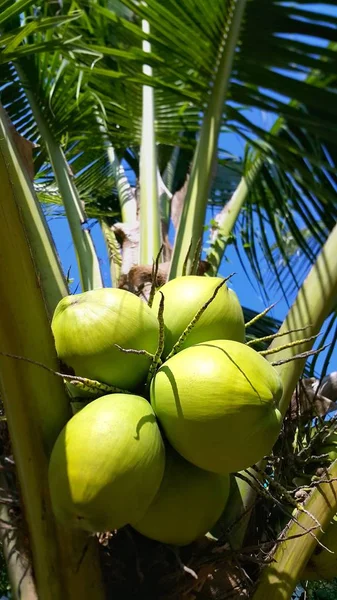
<box><xmin>49</xmin><ymin>276</ymin><xmax>283</xmax><ymax>546</ymax></box>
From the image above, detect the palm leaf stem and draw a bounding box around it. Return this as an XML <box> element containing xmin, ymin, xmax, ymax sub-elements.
<box><xmin>252</xmin><ymin>461</ymin><xmax>337</xmax><ymax>600</ymax></box>
<box><xmin>0</xmin><ymin>102</ymin><xmax>67</xmax><ymax>316</ymax></box>
<box><xmin>15</xmin><ymin>62</ymin><xmax>103</xmax><ymax>291</ymax></box>
<box><xmin>168</xmin><ymin>0</ymin><xmax>248</xmax><ymax>279</ymax></box>
<box><xmin>95</xmin><ymin>111</ymin><xmax>137</xmax><ymax>223</ymax></box>
<box><xmin>268</xmin><ymin>222</ymin><xmax>337</xmax><ymax>418</ymax></box>
<box><xmin>206</xmin><ymin>160</ymin><xmax>262</xmax><ymax>276</ymax></box>
<box><xmin>139</xmin><ymin>18</ymin><xmax>161</xmax><ymax>265</ymax></box>
<box><xmin>229</xmin><ymin>222</ymin><xmax>337</xmax><ymax>557</ymax></box>
<box><xmin>0</xmin><ymin>108</ymin><xmax>105</xmax><ymax>599</ymax></box>
<box><xmin>101</xmin><ymin>218</ymin><xmax>122</xmax><ymax>286</ymax></box>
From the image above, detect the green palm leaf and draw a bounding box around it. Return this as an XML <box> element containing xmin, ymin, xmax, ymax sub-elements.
<box><xmin>239</xmin><ymin>107</ymin><xmax>337</xmax><ymax>299</ymax></box>
<box><xmin>63</xmin><ymin>0</ymin><xmax>337</xmax><ymax>288</ymax></box>
<box><xmin>3</xmin><ymin>0</ymin><xmax>337</xmax><ymax>297</ymax></box>
<box><xmin>83</xmin><ymin>0</ymin><xmax>337</xmax><ymax>145</ymax></box>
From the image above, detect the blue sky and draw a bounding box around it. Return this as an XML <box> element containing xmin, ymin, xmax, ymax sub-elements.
<box><xmin>47</xmin><ymin>2</ymin><xmax>337</xmax><ymax>376</ymax></box>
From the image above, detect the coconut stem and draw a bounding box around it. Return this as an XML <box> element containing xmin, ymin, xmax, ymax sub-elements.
<box><xmin>147</xmin><ymin>292</ymin><xmax>166</xmax><ymax>386</ymax></box>
<box><xmin>259</xmin><ymin>334</ymin><xmax>320</xmax><ymax>357</ymax></box>
<box><xmin>0</xmin><ymin>352</ymin><xmax>131</xmax><ymax>400</ymax></box>
<box><xmin>148</xmin><ymin>245</ymin><xmax>165</xmax><ymax>308</ymax></box>
<box><xmin>244</xmin><ymin>303</ymin><xmax>277</xmax><ymax>328</ymax></box>
<box><xmin>114</xmin><ymin>345</ymin><xmax>154</xmax><ymax>359</ymax></box>
<box><xmin>271</xmin><ymin>344</ymin><xmax>330</xmax><ymax>367</ymax></box>
<box><xmin>246</xmin><ymin>326</ymin><xmax>310</xmax><ymax>347</ymax></box>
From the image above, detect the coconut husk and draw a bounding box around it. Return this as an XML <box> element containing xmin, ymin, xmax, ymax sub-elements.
<box><xmin>289</xmin><ymin>375</ymin><xmax>337</xmax><ymax>421</ymax></box>
<box><xmin>118</xmin><ymin>260</ymin><xmax>211</xmax><ymax>301</ymax></box>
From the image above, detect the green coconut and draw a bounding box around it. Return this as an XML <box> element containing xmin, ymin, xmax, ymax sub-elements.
<box><xmin>150</xmin><ymin>276</ymin><xmax>245</xmax><ymax>358</ymax></box>
<box><xmin>151</xmin><ymin>339</ymin><xmax>283</xmax><ymax>474</ymax></box>
<box><xmin>301</xmin><ymin>515</ymin><xmax>337</xmax><ymax>580</ymax></box>
<box><xmin>52</xmin><ymin>288</ymin><xmax>159</xmax><ymax>391</ymax></box>
<box><xmin>210</xmin><ymin>473</ymin><xmax>252</xmax><ymax>543</ymax></box>
<box><xmin>48</xmin><ymin>394</ymin><xmax>165</xmax><ymax>532</ymax></box>
<box><xmin>131</xmin><ymin>447</ymin><xmax>230</xmax><ymax>546</ymax></box>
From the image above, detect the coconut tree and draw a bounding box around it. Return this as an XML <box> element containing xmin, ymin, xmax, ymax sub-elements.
<box><xmin>1</xmin><ymin>1</ymin><xmax>337</xmax><ymax>599</ymax></box>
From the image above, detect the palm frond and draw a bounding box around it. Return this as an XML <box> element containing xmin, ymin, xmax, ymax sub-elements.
<box><xmin>64</xmin><ymin>0</ymin><xmax>337</xmax><ymax>289</ymax></box>
<box><xmin>83</xmin><ymin>0</ymin><xmax>337</xmax><ymax>148</ymax></box>
<box><xmin>239</xmin><ymin>108</ymin><xmax>337</xmax><ymax>298</ymax></box>
<box><xmin>3</xmin><ymin>0</ymin><xmax>337</xmax><ymax>298</ymax></box>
